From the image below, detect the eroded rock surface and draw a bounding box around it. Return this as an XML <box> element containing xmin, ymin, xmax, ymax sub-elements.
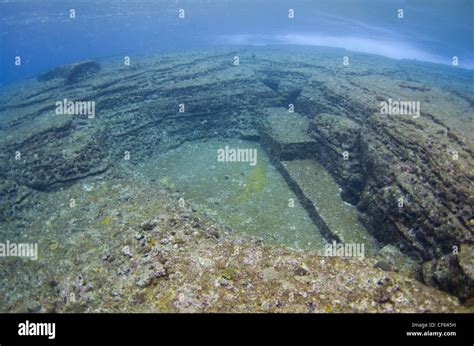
<box><xmin>0</xmin><ymin>181</ymin><xmax>465</xmax><ymax>313</ymax></box>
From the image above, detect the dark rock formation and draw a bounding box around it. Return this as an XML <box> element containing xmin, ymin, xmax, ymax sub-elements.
<box><xmin>308</xmin><ymin>113</ymin><xmax>365</xmax><ymax>205</ymax></box>
<box><xmin>259</xmin><ymin>107</ymin><xmax>318</xmax><ymax>161</ymax></box>
<box><xmin>37</xmin><ymin>60</ymin><xmax>101</xmax><ymax>85</ymax></box>
<box><xmin>422</xmin><ymin>244</ymin><xmax>474</xmax><ymax>302</ymax></box>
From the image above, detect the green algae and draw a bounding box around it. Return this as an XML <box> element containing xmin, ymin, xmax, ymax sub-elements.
<box><xmin>100</xmin><ymin>215</ymin><xmax>113</xmax><ymax>226</ymax></box>
<box><xmin>234</xmin><ymin>161</ymin><xmax>268</xmax><ymax>204</ymax></box>
<box><xmin>221</xmin><ymin>268</ymin><xmax>237</xmax><ymax>281</ymax></box>
<box><xmin>48</xmin><ymin>240</ymin><xmax>59</xmax><ymax>252</ymax></box>
<box><xmin>156</xmin><ymin>289</ymin><xmax>176</xmax><ymax>311</ymax></box>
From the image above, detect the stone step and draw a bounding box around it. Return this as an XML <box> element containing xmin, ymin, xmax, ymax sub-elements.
<box><xmin>281</xmin><ymin>159</ymin><xmax>379</xmax><ymax>255</ymax></box>
<box><xmin>259</xmin><ymin>107</ymin><xmax>318</xmax><ymax>161</ymax></box>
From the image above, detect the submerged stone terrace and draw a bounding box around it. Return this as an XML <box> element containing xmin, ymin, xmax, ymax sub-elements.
<box><xmin>0</xmin><ymin>45</ymin><xmax>473</xmax><ymax>305</ymax></box>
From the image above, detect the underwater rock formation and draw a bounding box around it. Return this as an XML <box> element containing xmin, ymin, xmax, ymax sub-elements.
<box><xmin>422</xmin><ymin>244</ymin><xmax>474</xmax><ymax>302</ymax></box>
<box><xmin>37</xmin><ymin>60</ymin><xmax>101</xmax><ymax>85</ymax></box>
<box><xmin>308</xmin><ymin>113</ymin><xmax>365</xmax><ymax>205</ymax></box>
<box><xmin>0</xmin><ymin>184</ymin><xmax>465</xmax><ymax>313</ymax></box>
<box><xmin>260</xmin><ymin>107</ymin><xmax>318</xmax><ymax>161</ymax></box>
<box><xmin>0</xmin><ymin>46</ymin><xmax>472</xmax><ymax>305</ymax></box>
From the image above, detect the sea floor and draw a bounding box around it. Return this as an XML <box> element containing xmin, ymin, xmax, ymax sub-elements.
<box><xmin>0</xmin><ymin>170</ymin><xmax>464</xmax><ymax>313</ymax></box>
<box><xmin>132</xmin><ymin>139</ymin><xmax>325</xmax><ymax>250</ymax></box>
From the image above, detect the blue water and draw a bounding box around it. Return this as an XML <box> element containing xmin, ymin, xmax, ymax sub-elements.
<box><xmin>1</xmin><ymin>0</ymin><xmax>473</xmax><ymax>86</ymax></box>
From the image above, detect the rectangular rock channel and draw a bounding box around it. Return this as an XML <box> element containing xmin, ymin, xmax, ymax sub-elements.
<box><xmin>259</xmin><ymin>107</ymin><xmax>378</xmax><ymax>255</ymax></box>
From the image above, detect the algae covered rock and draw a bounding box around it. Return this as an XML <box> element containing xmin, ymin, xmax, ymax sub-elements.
<box><xmin>422</xmin><ymin>244</ymin><xmax>474</xmax><ymax>302</ymax></box>
<box><xmin>308</xmin><ymin>113</ymin><xmax>365</xmax><ymax>204</ymax></box>
<box><xmin>37</xmin><ymin>60</ymin><xmax>101</xmax><ymax>85</ymax></box>
<box><xmin>376</xmin><ymin>244</ymin><xmax>421</xmax><ymax>279</ymax></box>
<box><xmin>259</xmin><ymin>107</ymin><xmax>317</xmax><ymax>161</ymax></box>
